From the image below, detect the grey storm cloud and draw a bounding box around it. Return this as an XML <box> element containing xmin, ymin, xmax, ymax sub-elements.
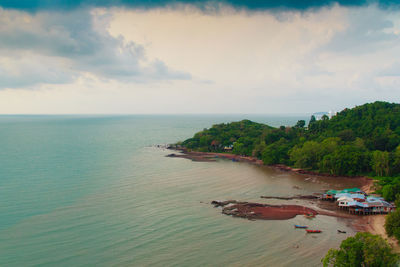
<box><xmin>0</xmin><ymin>9</ymin><xmax>191</xmax><ymax>89</ymax></box>
<box><xmin>1</xmin><ymin>0</ymin><xmax>399</xmax><ymax>12</ymax></box>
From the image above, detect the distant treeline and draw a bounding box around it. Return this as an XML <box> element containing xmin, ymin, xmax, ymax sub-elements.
<box><xmin>180</xmin><ymin>101</ymin><xmax>400</xmax><ymax>180</ymax></box>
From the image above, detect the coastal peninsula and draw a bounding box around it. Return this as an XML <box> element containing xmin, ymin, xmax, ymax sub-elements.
<box><xmin>168</xmin><ymin>101</ymin><xmax>400</xmax><ymax>255</ymax></box>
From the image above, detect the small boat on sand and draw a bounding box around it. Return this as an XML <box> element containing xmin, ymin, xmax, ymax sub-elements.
<box><xmin>294</xmin><ymin>225</ymin><xmax>308</xmax><ymax>229</ymax></box>
<box><xmin>337</xmin><ymin>230</ymin><xmax>346</xmax><ymax>234</ymax></box>
<box><xmin>306</xmin><ymin>229</ymin><xmax>322</xmax><ymax>233</ymax></box>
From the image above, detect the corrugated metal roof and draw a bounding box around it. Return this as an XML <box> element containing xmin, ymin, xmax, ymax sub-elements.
<box><xmin>349</xmin><ymin>194</ymin><xmax>365</xmax><ymax>199</ymax></box>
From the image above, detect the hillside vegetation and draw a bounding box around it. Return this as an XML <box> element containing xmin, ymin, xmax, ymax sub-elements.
<box><xmin>181</xmin><ymin>101</ymin><xmax>400</xmax><ymax>178</ymax></box>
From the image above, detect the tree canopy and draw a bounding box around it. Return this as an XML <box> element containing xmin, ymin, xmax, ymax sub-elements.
<box><xmin>322</xmin><ymin>232</ymin><xmax>398</xmax><ymax>267</ymax></box>
<box><xmin>180</xmin><ymin>101</ymin><xmax>400</xmax><ymax>178</ymax></box>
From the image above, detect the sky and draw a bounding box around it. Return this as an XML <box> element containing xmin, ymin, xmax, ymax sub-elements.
<box><xmin>0</xmin><ymin>0</ymin><xmax>400</xmax><ymax>114</ymax></box>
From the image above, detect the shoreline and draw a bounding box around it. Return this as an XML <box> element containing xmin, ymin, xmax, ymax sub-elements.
<box><xmin>167</xmin><ymin>148</ymin><xmax>397</xmax><ymax>244</ymax></box>
<box><xmin>359</xmin><ymin>215</ymin><xmax>400</xmax><ymax>253</ymax></box>
<box><xmin>167</xmin><ymin>149</ymin><xmax>374</xmax><ymax>186</ymax></box>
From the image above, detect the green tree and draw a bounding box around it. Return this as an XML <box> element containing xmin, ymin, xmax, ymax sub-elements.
<box><xmin>262</xmin><ymin>138</ymin><xmax>290</xmax><ymax>165</ymax></box>
<box><xmin>295</xmin><ymin>120</ymin><xmax>305</xmax><ymax>128</ymax></box>
<box><xmin>289</xmin><ymin>141</ymin><xmax>321</xmax><ymax>169</ymax></box>
<box><xmin>320</xmin><ymin>145</ymin><xmax>369</xmax><ymax>176</ymax></box>
<box><xmin>385</xmin><ymin>207</ymin><xmax>400</xmax><ymax>242</ymax></box>
<box><xmin>252</xmin><ymin>141</ymin><xmax>266</xmax><ymax>158</ymax></box>
<box><xmin>232</xmin><ymin>142</ymin><xmax>245</xmax><ymax>155</ymax></box>
<box><xmin>322</xmin><ymin>232</ymin><xmax>398</xmax><ymax>267</ymax></box>
<box><xmin>392</xmin><ymin>146</ymin><xmax>400</xmax><ymax>175</ymax></box>
<box><xmin>382</xmin><ymin>185</ymin><xmax>396</xmax><ymax>202</ymax></box>
<box><xmin>338</xmin><ymin>129</ymin><xmax>355</xmax><ymax>142</ymax></box>
<box><xmin>372</xmin><ymin>150</ymin><xmax>390</xmax><ymax>176</ymax></box>
<box><xmin>309</xmin><ymin>115</ymin><xmax>316</xmax><ymax>124</ymax></box>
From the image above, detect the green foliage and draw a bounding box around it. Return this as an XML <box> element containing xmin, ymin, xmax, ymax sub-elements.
<box><xmin>309</xmin><ymin>115</ymin><xmax>316</xmax><ymax>125</ymax></box>
<box><xmin>376</xmin><ymin>177</ymin><xmax>400</xmax><ymax>202</ymax></box>
<box><xmin>181</xmin><ymin>120</ymin><xmax>272</xmax><ymax>153</ymax></box>
<box><xmin>290</xmin><ymin>141</ymin><xmax>321</xmax><ymax>169</ymax></box>
<box><xmin>295</xmin><ymin>120</ymin><xmax>305</xmax><ymax>128</ymax></box>
<box><xmin>372</xmin><ymin>150</ymin><xmax>390</xmax><ymax>176</ymax></box>
<box><xmin>392</xmin><ymin>146</ymin><xmax>400</xmax><ymax>175</ymax></box>
<box><xmin>338</xmin><ymin>129</ymin><xmax>355</xmax><ymax>142</ymax></box>
<box><xmin>385</xmin><ymin>208</ymin><xmax>400</xmax><ymax>242</ymax></box>
<box><xmin>322</xmin><ymin>232</ymin><xmax>398</xmax><ymax>267</ymax></box>
<box><xmin>180</xmin><ymin>101</ymin><xmax>400</xmax><ymax>177</ymax></box>
<box><xmin>262</xmin><ymin>138</ymin><xmax>291</xmax><ymax>165</ymax></box>
<box><xmin>320</xmin><ymin>145</ymin><xmax>370</xmax><ymax>176</ymax></box>
<box><xmin>382</xmin><ymin>185</ymin><xmax>396</xmax><ymax>202</ymax></box>
<box><xmin>232</xmin><ymin>142</ymin><xmax>245</xmax><ymax>155</ymax></box>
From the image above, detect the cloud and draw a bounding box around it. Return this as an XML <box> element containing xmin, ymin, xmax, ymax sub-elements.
<box><xmin>378</xmin><ymin>61</ymin><xmax>400</xmax><ymax>76</ymax></box>
<box><xmin>0</xmin><ymin>8</ymin><xmax>190</xmax><ymax>89</ymax></box>
<box><xmin>0</xmin><ymin>0</ymin><xmax>399</xmax><ymax>12</ymax></box>
<box><xmin>1</xmin><ymin>4</ymin><xmax>400</xmax><ymax>113</ymax></box>
<box><xmin>320</xmin><ymin>5</ymin><xmax>400</xmax><ymax>54</ymax></box>
<box><xmin>0</xmin><ymin>54</ymin><xmax>76</xmax><ymax>88</ymax></box>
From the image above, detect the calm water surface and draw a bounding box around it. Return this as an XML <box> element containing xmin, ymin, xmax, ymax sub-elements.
<box><xmin>0</xmin><ymin>115</ymin><xmax>360</xmax><ymax>266</ymax></box>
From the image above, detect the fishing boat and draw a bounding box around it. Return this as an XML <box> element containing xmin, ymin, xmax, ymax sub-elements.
<box><xmin>294</xmin><ymin>225</ymin><xmax>308</xmax><ymax>229</ymax></box>
<box><xmin>337</xmin><ymin>230</ymin><xmax>346</xmax><ymax>234</ymax></box>
<box><xmin>306</xmin><ymin>229</ymin><xmax>322</xmax><ymax>233</ymax></box>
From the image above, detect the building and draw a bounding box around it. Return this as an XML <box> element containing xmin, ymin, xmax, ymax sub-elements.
<box><xmin>323</xmin><ymin>188</ymin><xmax>396</xmax><ymax>215</ymax></box>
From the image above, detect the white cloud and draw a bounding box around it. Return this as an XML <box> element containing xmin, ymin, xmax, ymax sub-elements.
<box><xmin>0</xmin><ymin>8</ymin><xmax>190</xmax><ymax>89</ymax></box>
<box><xmin>0</xmin><ymin>4</ymin><xmax>400</xmax><ymax>113</ymax></box>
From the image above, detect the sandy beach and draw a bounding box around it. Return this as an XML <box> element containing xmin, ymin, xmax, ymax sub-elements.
<box><xmin>360</xmin><ymin>215</ymin><xmax>400</xmax><ymax>253</ymax></box>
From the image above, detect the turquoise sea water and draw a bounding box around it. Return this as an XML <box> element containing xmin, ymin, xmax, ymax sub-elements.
<box><xmin>0</xmin><ymin>115</ymin><xmax>360</xmax><ymax>266</ymax></box>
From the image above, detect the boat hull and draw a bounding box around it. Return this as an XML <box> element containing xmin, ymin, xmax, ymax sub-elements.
<box><xmin>306</xmin><ymin>230</ymin><xmax>321</xmax><ymax>233</ymax></box>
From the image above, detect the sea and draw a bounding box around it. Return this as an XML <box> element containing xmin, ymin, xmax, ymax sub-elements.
<box><xmin>0</xmin><ymin>115</ymin><xmax>361</xmax><ymax>266</ymax></box>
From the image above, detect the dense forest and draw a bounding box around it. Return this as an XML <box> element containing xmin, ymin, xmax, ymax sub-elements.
<box><xmin>180</xmin><ymin>101</ymin><xmax>400</xmax><ymax>200</ymax></box>
<box><xmin>181</xmin><ymin>101</ymin><xmax>400</xmax><ymax>177</ymax></box>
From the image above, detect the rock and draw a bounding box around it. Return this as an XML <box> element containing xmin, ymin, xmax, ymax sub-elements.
<box><xmin>211</xmin><ymin>200</ymin><xmax>237</xmax><ymax>207</ymax></box>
